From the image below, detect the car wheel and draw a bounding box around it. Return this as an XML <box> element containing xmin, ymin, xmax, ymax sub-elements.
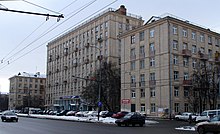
<box><xmin>117</xmin><ymin>123</ymin><xmax>121</xmax><ymax>127</ymax></box>
<box><xmin>175</xmin><ymin>117</ymin><xmax>179</xmax><ymax>121</ymax></box>
<box><xmin>197</xmin><ymin>126</ymin><xmax>205</xmax><ymax>134</ymax></box>
<box><xmin>139</xmin><ymin>123</ymin><xmax>143</xmax><ymax>127</ymax></box>
<box><xmin>2</xmin><ymin>119</ymin><xmax>4</xmax><ymax>122</ymax></box>
<box><xmin>16</xmin><ymin>119</ymin><xmax>18</xmax><ymax>122</ymax></box>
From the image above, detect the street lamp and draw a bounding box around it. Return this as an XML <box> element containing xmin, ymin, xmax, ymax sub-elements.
<box><xmin>85</xmin><ymin>39</ymin><xmax>103</xmax><ymax>121</ymax></box>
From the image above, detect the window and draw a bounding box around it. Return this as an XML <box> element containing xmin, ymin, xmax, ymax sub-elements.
<box><xmin>131</xmin><ymin>35</ymin><xmax>135</xmax><ymax>44</ymax></box>
<box><xmin>173</xmin><ymin>55</ymin><xmax>178</xmax><ymax>65</ymax></box>
<box><xmin>131</xmin><ymin>75</ymin><xmax>136</xmax><ymax>84</ymax></box>
<box><xmin>140</xmin><ymin>60</ymin><xmax>145</xmax><ymax>69</ymax></box>
<box><xmin>183</xmin><ymin>57</ymin><xmax>189</xmax><ymax>67</ymax></box>
<box><xmin>174</xmin><ymin>87</ymin><xmax>179</xmax><ymax>97</ymax></box>
<box><xmin>150</xmin><ymin>57</ymin><xmax>155</xmax><ymax>67</ymax></box>
<box><xmin>183</xmin><ymin>42</ymin><xmax>188</xmax><ymax>49</ymax></box>
<box><xmin>208</xmin><ymin>49</ymin><xmax>212</xmax><ymax>58</ymax></box>
<box><xmin>182</xmin><ymin>29</ymin><xmax>187</xmax><ymax>37</ymax></box>
<box><xmin>184</xmin><ymin>103</ymin><xmax>189</xmax><ymax>112</ymax></box>
<box><xmin>215</xmin><ymin>38</ymin><xmax>219</xmax><ymax>46</ymax></box>
<box><xmin>184</xmin><ymin>72</ymin><xmax>189</xmax><ymax>80</ymax></box>
<box><xmin>150</xmin><ymin>88</ymin><xmax>155</xmax><ymax>97</ymax></box>
<box><xmin>131</xmin><ymin>61</ymin><xmax>135</xmax><ymax>70</ymax></box>
<box><xmin>150</xmin><ymin>73</ymin><xmax>155</xmax><ymax>80</ymax></box>
<box><xmin>140</xmin><ymin>89</ymin><xmax>145</xmax><ymax>98</ymax></box>
<box><xmin>150</xmin><ymin>29</ymin><xmax>155</xmax><ymax>38</ymax></box>
<box><xmin>140</xmin><ymin>46</ymin><xmax>145</xmax><ymax>55</ymax></box>
<box><xmin>130</xmin><ymin>48</ymin><xmax>135</xmax><ymax>57</ymax></box>
<box><xmin>192</xmin><ymin>32</ymin><xmax>196</xmax><ymax>40</ymax></box>
<box><xmin>192</xmin><ymin>59</ymin><xmax>196</xmax><ymax>69</ymax></box>
<box><xmin>105</xmin><ymin>31</ymin><xmax>108</xmax><ymax>38</ymax></box>
<box><xmin>151</xmin><ymin>103</ymin><xmax>156</xmax><ymax>112</ymax></box>
<box><xmin>174</xmin><ymin>71</ymin><xmax>179</xmax><ymax>80</ymax></box>
<box><xmin>139</xmin><ymin>31</ymin><xmax>145</xmax><ymax>41</ymax></box>
<box><xmin>118</xmin><ymin>22</ymin><xmax>122</xmax><ymax>29</ymax></box>
<box><xmin>131</xmin><ymin>90</ymin><xmax>136</xmax><ymax>98</ymax></box>
<box><xmin>200</xmin><ymin>47</ymin><xmax>205</xmax><ymax>53</ymax></box>
<box><xmin>173</xmin><ymin>26</ymin><xmax>178</xmax><ymax>35</ymax></box>
<box><xmin>150</xmin><ymin>43</ymin><xmax>155</xmax><ymax>51</ymax></box>
<box><xmin>184</xmin><ymin>88</ymin><xmax>189</xmax><ymax>97</ymax></box>
<box><xmin>192</xmin><ymin>45</ymin><xmax>197</xmax><ymax>54</ymax></box>
<box><xmin>141</xmin><ymin>104</ymin><xmax>145</xmax><ymax>112</ymax></box>
<box><xmin>105</xmin><ymin>21</ymin><xmax>108</xmax><ymax>28</ymax></box>
<box><xmin>173</xmin><ymin>40</ymin><xmax>178</xmax><ymax>50</ymax></box>
<box><xmin>208</xmin><ymin>36</ymin><xmax>212</xmax><ymax>44</ymax></box>
<box><xmin>200</xmin><ymin>34</ymin><xmax>204</xmax><ymax>42</ymax></box>
<box><xmin>174</xmin><ymin>103</ymin><xmax>179</xmax><ymax>113</ymax></box>
<box><xmin>95</xmin><ymin>26</ymin><xmax>99</xmax><ymax>33</ymax></box>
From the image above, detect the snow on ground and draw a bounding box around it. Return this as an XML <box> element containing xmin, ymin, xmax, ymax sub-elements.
<box><xmin>175</xmin><ymin>126</ymin><xmax>196</xmax><ymax>131</ymax></box>
<box><xmin>18</xmin><ymin>114</ymin><xmax>159</xmax><ymax>125</ymax></box>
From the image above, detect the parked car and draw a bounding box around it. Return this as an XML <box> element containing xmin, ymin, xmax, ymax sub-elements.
<box><xmin>84</xmin><ymin>111</ymin><xmax>98</xmax><ymax>117</ymax></box>
<box><xmin>101</xmin><ymin>111</ymin><xmax>115</xmax><ymax>118</ymax></box>
<box><xmin>195</xmin><ymin>115</ymin><xmax>220</xmax><ymax>134</ymax></box>
<box><xmin>1</xmin><ymin>110</ymin><xmax>18</xmax><ymax>122</ymax></box>
<box><xmin>115</xmin><ymin>112</ymin><xmax>145</xmax><ymax>127</ymax></box>
<box><xmin>75</xmin><ymin>111</ymin><xmax>88</xmax><ymax>117</ymax></box>
<box><xmin>56</xmin><ymin>110</ymin><xmax>70</xmax><ymax>116</ymax></box>
<box><xmin>112</xmin><ymin>111</ymin><xmax>129</xmax><ymax>119</ymax></box>
<box><xmin>175</xmin><ymin>112</ymin><xmax>198</xmax><ymax>121</ymax></box>
<box><xmin>66</xmin><ymin>111</ymin><xmax>78</xmax><ymax>116</ymax></box>
<box><xmin>196</xmin><ymin>109</ymin><xmax>220</xmax><ymax>122</ymax></box>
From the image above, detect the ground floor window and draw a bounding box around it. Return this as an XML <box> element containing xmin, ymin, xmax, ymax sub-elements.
<box><xmin>141</xmin><ymin>104</ymin><xmax>145</xmax><ymax>112</ymax></box>
<box><xmin>184</xmin><ymin>103</ymin><xmax>189</xmax><ymax>112</ymax></box>
<box><xmin>174</xmin><ymin>103</ymin><xmax>179</xmax><ymax>113</ymax></box>
<box><xmin>151</xmin><ymin>103</ymin><xmax>156</xmax><ymax>112</ymax></box>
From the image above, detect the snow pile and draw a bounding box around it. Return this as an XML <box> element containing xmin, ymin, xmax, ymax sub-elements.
<box><xmin>175</xmin><ymin>126</ymin><xmax>195</xmax><ymax>131</ymax></box>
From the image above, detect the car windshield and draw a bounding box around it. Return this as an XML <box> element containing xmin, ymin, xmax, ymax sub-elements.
<box><xmin>4</xmin><ymin>112</ymin><xmax>16</xmax><ymax>115</ymax></box>
<box><xmin>210</xmin><ymin>116</ymin><xmax>220</xmax><ymax>122</ymax></box>
<box><xmin>123</xmin><ymin>113</ymin><xmax>133</xmax><ymax>119</ymax></box>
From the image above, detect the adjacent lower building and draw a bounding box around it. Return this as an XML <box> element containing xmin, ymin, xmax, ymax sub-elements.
<box><xmin>9</xmin><ymin>72</ymin><xmax>46</xmax><ymax>110</ymax></box>
<box><xmin>120</xmin><ymin>15</ymin><xmax>220</xmax><ymax>116</ymax></box>
<box><xmin>0</xmin><ymin>93</ymin><xmax>9</xmax><ymax>111</ymax></box>
<box><xmin>46</xmin><ymin>5</ymin><xmax>144</xmax><ymax>110</ymax></box>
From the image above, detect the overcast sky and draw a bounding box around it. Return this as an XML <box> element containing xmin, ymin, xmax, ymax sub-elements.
<box><xmin>0</xmin><ymin>0</ymin><xmax>220</xmax><ymax>93</ymax></box>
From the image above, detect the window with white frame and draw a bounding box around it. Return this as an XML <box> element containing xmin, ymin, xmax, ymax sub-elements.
<box><xmin>131</xmin><ymin>35</ymin><xmax>135</xmax><ymax>44</ymax></box>
<box><xmin>131</xmin><ymin>75</ymin><xmax>136</xmax><ymax>84</ymax></box>
<box><xmin>150</xmin><ymin>73</ymin><xmax>155</xmax><ymax>80</ymax></box>
<box><xmin>192</xmin><ymin>45</ymin><xmax>197</xmax><ymax>54</ymax></box>
<box><xmin>192</xmin><ymin>31</ymin><xmax>196</xmax><ymax>40</ymax></box>
<box><xmin>150</xmin><ymin>57</ymin><xmax>155</xmax><ymax>67</ymax></box>
<box><xmin>182</xmin><ymin>29</ymin><xmax>187</xmax><ymax>37</ymax></box>
<box><xmin>173</xmin><ymin>40</ymin><xmax>178</xmax><ymax>50</ymax></box>
<box><xmin>183</xmin><ymin>57</ymin><xmax>189</xmax><ymax>67</ymax></box>
<box><xmin>200</xmin><ymin>47</ymin><xmax>205</xmax><ymax>53</ymax></box>
<box><xmin>215</xmin><ymin>38</ymin><xmax>219</xmax><ymax>46</ymax></box>
<box><xmin>174</xmin><ymin>71</ymin><xmax>179</xmax><ymax>80</ymax></box>
<box><xmin>200</xmin><ymin>34</ymin><xmax>204</xmax><ymax>42</ymax></box>
<box><xmin>140</xmin><ymin>59</ymin><xmax>145</xmax><ymax>69</ymax></box>
<box><xmin>151</xmin><ymin>103</ymin><xmax>156</xmax><ymax>112</ymax></box>
<box><xmin>192</xmin><ymin>59</ymin><xmax>196</xmax><ymax>69</ymax></box>
<box><xmin>131</xmin><ymin>61</ymin><xmax>135</xmax><ymax>70</ymax></box>
<box><xmin>141</xmin><ymin>104</ymin><xmax>145</xmax><ymax>112</ymax></box>
<box><xmin>95</xmin><ymin>26</ymin><xmax>99</xmax><ymax>33</ymax></box>
<box><xmin>105</xmin><ymin>21</ymin><xmax>108</xmax><ymax>28</ymax></box>
<box><xmin>150</xmin><ymin>43</ymin><xmax>155</xmax><ymax>51</ymax></box>
<box><xmin>131</xmin><ymin>90</ymin><xmax>136</xmax><ymax>98</ymax></box>
<box><xmin>140</xmin><ymin>89</ymin><xmax>145</xmax><ymax>98</ymax></box>
<box><xmin>130</xmin><ymin>48</ymin><xmax>135</xmax><ymax>57</ymax></box>
<box><xmin>118</xmin><ymin>22</ymin><xmax>122</xmax><ymax>29</ymax></box>
<box><xmin>140</xmin><ymin>46</ymin><xmax>145</xmax><ymax>55</ymax></box>
<box><xmin>150</xmin><ymin>29</ymin><xmax>155</xmax><ymax>38</ymax></box>
<box><xmin>173</xmin><ymin>55</ymin><xmax>178</xmax><ymax>65</ymax></box>
<box><xmin>183</xmin><ymin>42</ymin><xmax>188</xmax><ymax>49</ymax></box>
<box><xmin>173</xmin><ymin>26</ymin><xmax>178</xmax><ymax>35</ymax></box>
<box><xmin>150</xmin><ymin>88</ymin><xmax>156</xmax><ymax>97</ymax></box>
<box><xmin>208</xmin><ymin>36</ymin><xmax>212</xmax><ymax>44</ymax></box>
<box><xmin>208</xmin><ymin>49</ymin><xmax>212</xmax><ymax>58</ymax></box>
<box><xmin>139</xmin><ymin>31</ymin><xmax>145</xmax><ymax>41</ymax></box>
<box><xmin>184</xmin><ymin>72</ymin><xmax>189</xmax><ymax>80</ymax></box>
<box><xmin>174</xmin><ymin>87</ymin><xmax>179</xmax><ymax>97</ymax></box>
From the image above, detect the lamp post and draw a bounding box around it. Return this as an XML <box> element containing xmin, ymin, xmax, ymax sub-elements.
<box><xmin>85</xmin><ymin>39</ymin><xmax>102</xmax><ymax>121</ymax></box>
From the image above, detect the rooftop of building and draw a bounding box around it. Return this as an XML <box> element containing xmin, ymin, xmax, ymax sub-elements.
<box><xmin>9</xmin><ymin>72</ymin><xmax>46</xmax><ymax>79</ymax></box>
<box><xmin>48</xmin><ymin>5</ymin><xmax>143</xmax><ymax>45</ymax></box>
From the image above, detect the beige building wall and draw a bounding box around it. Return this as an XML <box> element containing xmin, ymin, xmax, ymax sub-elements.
<box><xmin>120</xmin><ymin>16</ymin><xmax>220</xmax><ymax>116</ymax></box>
<box><xmin>46</xmin><ymin>6</ymin><xmax>144</xmax><ymax>110</ymax></box>
<box><xmin>9</xmin><ymin>72</ymin><xmax>46</xmax><ymax>110</ymax></box>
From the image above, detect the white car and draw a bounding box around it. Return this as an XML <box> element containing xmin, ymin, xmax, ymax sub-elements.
<box><xmin>84</xmin><ymin>111</ymin><xmax>98</xmax><ymax>117</ymax></box>
<box><xmin>175</xmin><ymin>112</ymin><xmax>197</xmax><ymax>121</ymax></box>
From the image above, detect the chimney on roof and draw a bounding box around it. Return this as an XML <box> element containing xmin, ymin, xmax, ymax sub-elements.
<box><xmin>116</xmin><ymin>5</ymin><xmax>127</xmax><ymax>15</ymax></box>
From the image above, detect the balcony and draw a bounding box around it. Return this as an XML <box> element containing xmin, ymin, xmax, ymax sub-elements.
<box><xmin>182</xmin><ymin>49</ymin><xmax>191</xmax><ymax>57</ymax></box>
<box><xmin>149</xmin><ymin>80</ymin><xmax>156</xmax><ymax>86</ymax></box>
<box><xmin>198</xmin><ymin>52</ymin><xmax>208</xmax><ymax>60</ymax></box>
<box><xmin>182</xmin><ymin>80</ymin><xmax>192</xmax><ymax>86</ymax></box>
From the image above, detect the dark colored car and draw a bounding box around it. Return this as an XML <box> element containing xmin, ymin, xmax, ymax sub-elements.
<box><xmin>112</xmin><ymin>111</ymin><xmax>129</xmax><ymax>119</ymax></box>
<box><xmin>56</xmin><ymin>110</ymin><xmax>70</xmax><ymax>116</ymax></box>
<box><xmin>101</xmin><ymin>111</ymin><xmax>115</xmax><ymax>118</ymax></box>
<box><xmin>1</xmin><ymin>111</ymin><xmax>18</xmax><ymax>122</ymax></box>
<box><xmin>195</xmin><ymin>115</ymin><xmax>220</xmax><ymax>134</ymax></box>
<box><xmin>115</xmin><ymin>112</ymin><xmax>145</xmax><ymax>127</ymax></box>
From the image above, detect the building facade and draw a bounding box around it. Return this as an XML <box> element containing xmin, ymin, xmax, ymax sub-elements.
<box><xmin>0</xmin><ymin>93</ymin><xmax>9</xmax><ymax>111</ymax></box>
<box><xmin>120</xmin><ymin>15</ymin><xmax>220</xmax><ymax>116</ymax></box>
<box><xmin>9</xmin><ymin>72</ymin><xmax>46</xmax><ymax>110</ymax></box>
<box><xmin>46</xmin><ymin>6</ymin><xmax>144</xmax><ymax>110</ymax></box>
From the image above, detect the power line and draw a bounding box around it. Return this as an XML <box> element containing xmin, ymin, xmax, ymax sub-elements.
<box><xmin>0</xmin><ymin>0</ymin><xmax>118</xmax><ymax>71</ymax></box>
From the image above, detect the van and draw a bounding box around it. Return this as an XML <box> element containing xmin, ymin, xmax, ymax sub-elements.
<box><xmin>196</xmin><ymin>109</ymin><xmax>220</xmax><ymax>122</ymax></box>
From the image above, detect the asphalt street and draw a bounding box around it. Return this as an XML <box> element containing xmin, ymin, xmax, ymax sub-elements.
<box><xmin>0</xmin><ymin>117</ymin><xmax>198</xmax><ymax>134</ymax></box>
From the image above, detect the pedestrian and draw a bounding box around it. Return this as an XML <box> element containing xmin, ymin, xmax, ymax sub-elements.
<box><xmin>188</xmin><ymin>114</ymin><xmax>192</xmax><ymax>124</ymax></box>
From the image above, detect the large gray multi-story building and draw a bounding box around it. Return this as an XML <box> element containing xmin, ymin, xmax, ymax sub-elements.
<box><xmin>46</xmin><ymin>6</ymin><xmax>144</xmax><ymax>110</ymax></box>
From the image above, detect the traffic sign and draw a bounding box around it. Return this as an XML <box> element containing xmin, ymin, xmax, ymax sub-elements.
<box><xmin>121</xmin><ymin>99</ymin><xmax>130</xmax><ymax>104</ymax></box>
